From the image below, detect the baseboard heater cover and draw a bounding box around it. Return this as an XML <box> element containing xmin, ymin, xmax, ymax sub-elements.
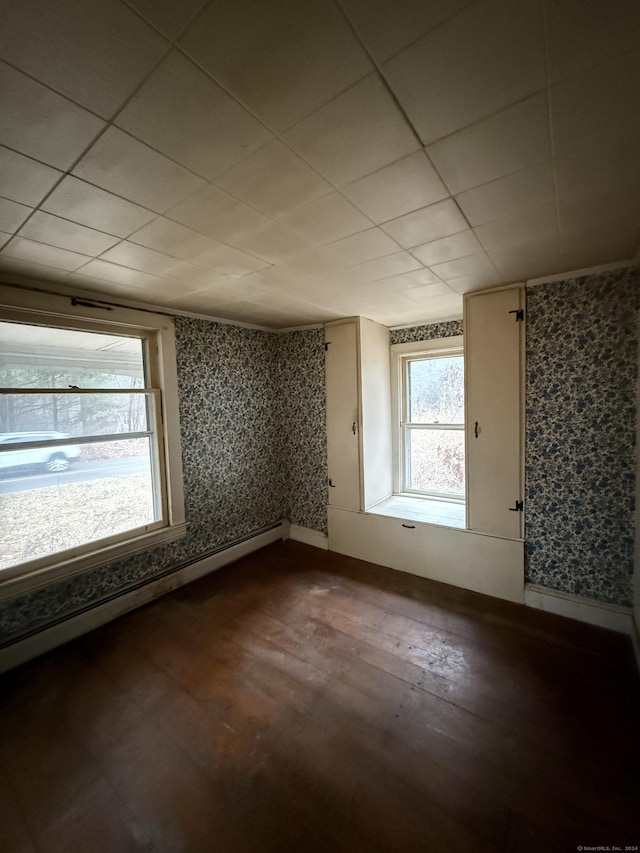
<box><xmin>0</xmin><ymin>519</ymin><xmax>289</xmax><ymax>673</ymax></box>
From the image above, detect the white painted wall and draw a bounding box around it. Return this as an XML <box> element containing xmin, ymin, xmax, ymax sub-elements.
<box><xmin>325</xmin><ymin>320</ymin><xmax>361</xmax><ymax>510</ymax></box>
<box><xmin>359</xmin><ymin>317</ymin><xmax>393</xmax><ymax>508</ymax></box>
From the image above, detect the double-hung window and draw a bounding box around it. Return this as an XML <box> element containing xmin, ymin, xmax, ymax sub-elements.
<box><xmin>392</xmin><ymin>336</ymin><xmax>465</xmax><ymax>502</ymax></box>
<box><xmin>0</xmin><ymin>286</ymin><xmax>185</xmax><ymax>596</ymax></box>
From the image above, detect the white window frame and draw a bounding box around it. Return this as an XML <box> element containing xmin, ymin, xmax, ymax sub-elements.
<box><xmin>0</xmin><ymin>285</ymin><xmax>186</xmax><ymax>599</ymax></box>
<box><xmin>391</xmin><ymin>336</ymin><xmax>465</xmax><ymax>501</ymax></box>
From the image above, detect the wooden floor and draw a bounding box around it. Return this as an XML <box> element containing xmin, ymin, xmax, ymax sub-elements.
<box><xmin>1</xmin><ymin>541</ymin><xmax>639</xmax><ymax>853</ymax></box>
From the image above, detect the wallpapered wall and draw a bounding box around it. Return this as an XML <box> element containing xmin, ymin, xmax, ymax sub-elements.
<box><xmin>2</xmin><ymin>269</ymin><xmax>637</xmax><ymax>643</ymax></box>
<box><xmin>526</xmin><ymin>268</ymin><xmax>638</xmax><ymax>607</ymax></box>
<box><xmin>276</xmin><ymin>328</ymin><xmax>328</xmax><ymax>532</ymax></box>
<box><xmin>0</xmin><ymin>318</ymin><xmax>327</xmax><ymax>644</ymax></box>
<box><xmin>390</xmin><ymin>319</ymin><xmax>463</xmax><ymax>345</ymax></box>
<box><xmin>393</xmin><ymin>273</ymin><xmax>638</xmax><ymax>608</ymax></box>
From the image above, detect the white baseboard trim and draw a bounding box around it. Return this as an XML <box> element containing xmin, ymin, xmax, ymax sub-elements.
<box><xmin>287</xmin><ymin>524</ymin><xmax>329</xmax><ymax>550</ymax></box>
<box><xmin>524</xmin><ymin>584</ymin><xmax>633</xmax><ymax>634</ymax></box>
<box><xmin>0</xmin><ymin>520</ymin><xmax>289</xmax><ymax>674</ymax></box>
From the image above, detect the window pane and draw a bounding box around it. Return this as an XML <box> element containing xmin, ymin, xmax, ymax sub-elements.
<box><xmin>408</xmin><ymin>356</ymin><xmax>464</xmax><ymax>423</ymax></box>
<box><xmin>0</xmin><ymin>437</ymin><xmax>158</xmax><ymax>570</ymax></box>
<box><xmin>0</xmin><ymin>392</ymin><xmax>151</xmax><ymax>438</ymax></box>
<box><xmin>407</xmin><ymin>429</ymin><xmax>465</xmax><ymax>496</ymax></box>
<box><xmin>0</xmin><ymin>321</ymin><xmax>145</xmax><ymax>388</ymax></box>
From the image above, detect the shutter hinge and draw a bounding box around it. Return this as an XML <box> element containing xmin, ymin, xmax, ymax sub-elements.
<box><xmin>324</xmin><ymin>341</ymin><xmax>331</xmax><ymax>351</ymax></box>
<box><xmin>328</xmin><ymin>478</ymin><xmax>336</xmax><ymax>487</ymax></box>
<box><xmin>508</xmin><ymin>500</ymin><xmax>524</xmax><ymax>512</ymax></box>
<box><xmin>508</xmin><ymin>309</ymin><xmax>524</xmax><ymax>321</ymax></box>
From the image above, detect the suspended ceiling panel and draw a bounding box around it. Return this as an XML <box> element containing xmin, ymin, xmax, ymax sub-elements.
<box><xmin>0</xmin><ymin>0</ymin><xmax>639</xmax><ymax>328</ymax></box>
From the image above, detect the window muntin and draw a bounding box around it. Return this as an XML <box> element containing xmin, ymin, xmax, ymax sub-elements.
<box><xmin>0</xmin><ymin>292</ymin><xmax>185</xmax><ymax>595</ymax></box>
<box><xmin>398</xmin><ymin>348</ymin><xmax>465</xmax><ymax>500</ymax></box>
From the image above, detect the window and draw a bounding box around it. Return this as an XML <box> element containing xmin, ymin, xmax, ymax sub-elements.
<box><xmin>391</xmin><ymin>336</ymin><xmax>465</xmax><ymax>502</ymax></box>
<box><xmin>0</xmin><ymin>286</ymin><xmax>185</xmax><ymax>597</ymax></box>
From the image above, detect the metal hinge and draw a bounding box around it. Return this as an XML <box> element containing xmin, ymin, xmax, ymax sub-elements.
<box><xmin>324</xmin><ymin>341</ymin><xmax>331</xmax><ymax>351</ymax></box>
<box><xmin>508</xmin><ymin>309</ymin><xmax>524</xmax><ymax>321</ymax></box>
<box><xmin>508</xmin><ymin>500</ymin><xmax>524</xmax><ymax>512</ymax></box>
<box><xmin>328</xmin><ymin>478</ymin><xmax>336</xmax><ymax>487</ymax></box>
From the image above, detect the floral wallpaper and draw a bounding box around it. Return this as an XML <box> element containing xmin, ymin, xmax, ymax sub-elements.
<box><xmin>525</xmin><ymin>268</ymin><xmax>639</xmax><ymax>607</ymax></box>
<box><xmin>390</xmin><ymin>319</ymin><xmax>463</xmax><ymax>345</ymax></box>
<box><xmin>275</xmin><ymin>328</ymin><xmax>328</xmax><ymax>533</ymax></box>
<box><xmin>0</xmin><ymin>317</ymin><xmax>327</xmax><ymax>644</ymax></box>
<box><xmin>2</xmin><ymin>271</ymin><xmax>638</xmax><ymax>646</ymax></box>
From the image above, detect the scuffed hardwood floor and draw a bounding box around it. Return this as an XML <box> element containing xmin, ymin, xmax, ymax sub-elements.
<box><xmin>1</xmin><ymin>540</ymin><xmax>639</xmax><ymax>852</ymax></box>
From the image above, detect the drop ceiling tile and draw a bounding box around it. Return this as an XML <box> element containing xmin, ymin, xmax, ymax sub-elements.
<box><xmin>488</xmin><ymin>237</ymin><xmax>566</xmax><ymax>280</ymax></box>
<box><xmin>191</xmin><ymin>244</ymin><xmax>268</xmax><ymax>276</ymax></box>
<box><xmin>339</xmin><ymin>0</ymin><xmax>473</xmax><ymax>63</ymax></box>
<box><xmin>281</xmin><ymin>246</ymin><xmax>350</xmax><ymax>277</ymax></box>
<box><xmin>283</xmin><ymin>74</ymin><xmax>419</xmax><ymax>187</ymax></box>
<box><xmin>446</xmin><ymin>270</ymin><xmax>502</xmax><ymax>294</ymax></box>
<box><xmin>120</xmin><ymin>275</ymin><xmax>208</xmax><ymax>301</ymax></box>
<box><xmin>402</xmin><ymin>281</ymin><xmax>453</xmax><ymax>300</ymax></box>
<box><xmin>555</xmin><ymin>235</ymin><xmax>639</xmax><ymax>270</ymax></box>
<box><xmin>65</xmin><ymin>273</ymin><xmax>149</xmax><ymax>301</ymax></box>
<box><xmin>117</xmin><ymin>51</ymin><xmax>272</xmax><ymax>180</ymax></box>
<box><xmin>1</xmin><ymin>236</ymin><xmax>90</xmax><ymax>271</ymax></box>
<box><xmin>0</xmin><ymin>147</ymin><xmax>62</xmax><ymax>207</ymax></box>
<box><xmin>389</xmin><ymin>269</ymin><xmax>442</xmax><ymax>288</ymax></box>
<box><xmin>490</xmin><ymin>250</ymin><xmax>561</xmax><ymax>283</ymax></box>
<box><xmin>378</xmin><ymin>292</ymin><xmax>463</xmax><ymax>324</ymax></box>
<box><xmin>160</xmin><ymin>266</ymin><xmax>231</xmax><ymax>288</ymax></box>
<box><xmin>239</xmin><ymin>265</ymin><xmax>305</xmax><ymax>287</ymax></box>
<box><xmin>427</xmin><ymin>93</ymin><xmax>551</xmax><ymax>195</ymax></box>
<box><xmin>126</xmin><ymin>0</ymin><xmax>206</xmax><ymax>39</ymax></box>
<box><xmin>0</xmin><ymin>255</ymin><xmax>71</xmax><ymax>283</ymax></box>
<box><xmin>0</xmin><ymin>198</ymin><xmax>32</xmax><ymax>233</ymax></box>
<box><xmin>42</xmin><ymin>176</ymin><xmax>156</xmax><ymax>238</ymax></box>
<box><xmin>214</xmin><ymin>139</ymin><xmax>332</xmax><ymax>219</ymax></box>
<box><xmin>546</xmin><ymin>0</ymin><xmax>640</xmax><ymax>83</ymax></box>
<box><xmin>0</xmin><ymin>232</ymin><xmax>11</xmax><ymax>251</ymax></box>
<box><xmin>328</xmin><ymin>251</ymin><xmax>423</xmax><ymax>287</ymax></box>
<box><xmin>100</xmin><ymin>241</ymin><xmax>195</xmax><ymax>276</ymax></box>
<box><xmin>455</xmin><ymin>163</ymin><xmax>556</xmax><ymax>227</ymax></box>
<box><xmin>326</xmin><ymin>228</ymin><xmax>400</xmax><ymax>267</ymax></box>
<box><xmin>383</xmin><ymin>0</ymin><xmax>546</xmax><ymax>145</ymax></box>
<box><xmin>167</xmin><ymin>185</ymin><xmax>269</xmax><ymax>243</ymax></box>
<box><xmin>474</xmin><ymin>205</ymin><xmax>559</xmax><ymax>253</ymax></box>
<box><xmin>0</xmin><ymin>62</ymin><xmax>105</xmax><ymax>170</ymax></box>
<box><xmin>78</xmin><ymin>259</ymin><xmax>161</xmax><ymax>288</ymax></box>
<box><xmin>550</xmin><ymin>51</ymin><xmax>640</xmax><ymax>157</ymax></box>
<box><xmin>429</xmin><ymin>252</ymin><xmax>498</xmax><ymax>283</ymax></box>
<box><xmin>19</xmin><ymin>211</ymin><xmax>119</xmax><ymax>256</ymax></box>
<box><xmin>180</xmin><ymin>0</ymin><xmax>372</xmax><ymax>132</ymax></box>
<box><xmin>554</xmin><ymin>142</ymin><xmax>640</xmax><ymax>211</ymax></box>
<box><xmin>410</xmin><ymin>230</ymin><xmax>483</xmax><ymax>266</ymax></box>
<box><xmin>129</xmin><ymin>217</ymin><xmax>223</xmax><ymax>261</ymax></box>
<box><xmin>159</xmin><ymin>290</ymin><xmax>236</xmax><ymax>315</ymax></box>
<box><xmin>342</xmin><ymin>152</ymin><xmax>449</xmax><ymax>224</ymax></box>
<box><xmin>558</xmin><ymin>198</ymin><xmax>640</xmax><ymax>249</ymax></box>
<box><xmin>0</xmin><ymin>0</ymin><xmax>167</xmax><ymax>118</ymax></box>
<box><xmin>228</xmin><ymin>221</ymin><xmax>312</xmax><ymax>264</ymax></box>
<box><xmin>381</xmin><ymin>199</ymin><xmax>468</xmax><ymax>248</ymax></box>
<box><xmin>280</xmin><ymin>193</ymin><xmax>371</xmax><ymax>246</ymax></box>
<box><xmin>72</xmin><ymin>128</ymin><xmax>205</xmax><ymax>213</ymax></box>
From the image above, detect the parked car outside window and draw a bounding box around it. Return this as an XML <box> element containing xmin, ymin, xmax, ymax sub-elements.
<box><xmin>0</xmin><ymin>432</ymin><xmax>82</xmax><ymax>474</ymax></box>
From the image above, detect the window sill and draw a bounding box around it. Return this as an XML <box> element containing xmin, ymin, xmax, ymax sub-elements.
<box><xmin>0</xmin><ymin>522</ymin><xmax>188</xmax><ymax>601</ymax></box>
<box><xmin>367</xmin><ymin>494</ymin><xmax>466</xmax><ymax>529</ymax></box>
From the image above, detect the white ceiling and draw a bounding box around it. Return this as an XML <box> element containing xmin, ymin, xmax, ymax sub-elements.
<box><xmin>0</xmin><ymin>0</ymin><xmax>639</xmax><ymax>329</ymax></box>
